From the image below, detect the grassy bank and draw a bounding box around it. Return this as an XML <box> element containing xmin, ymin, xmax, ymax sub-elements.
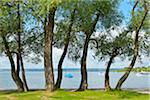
<box><xmin>0</xmin><ymin>90</ymin><xmax>149</xmax><ymax>100</ymax></box>
<box><xmin>113</xmin><ymin>66</ymin><xmax>150</xmax><ymax>72</ymax></box>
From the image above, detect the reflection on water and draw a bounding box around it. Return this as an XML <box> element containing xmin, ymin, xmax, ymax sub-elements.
<box><xmin>0</xmin><ymin>71</ymin><xmax>149</xmax><ymax>90</ymax></box>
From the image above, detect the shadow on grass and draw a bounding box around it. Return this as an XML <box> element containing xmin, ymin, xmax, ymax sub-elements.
<box><xmin>0</xmin><ymin>90</ymin><xmax>18</xmax><ymax>95</ymax></box>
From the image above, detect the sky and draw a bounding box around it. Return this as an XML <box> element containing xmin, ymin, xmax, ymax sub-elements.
<box><xmin>0</xmin><ymin>0</ymin><xmax>150</xmax><ymax>69</ymax></box>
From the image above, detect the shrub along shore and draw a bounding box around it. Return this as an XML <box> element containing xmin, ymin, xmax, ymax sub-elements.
<box><xmin>113</xmin><ymin>66</ymin><xmax>150</xmax><ymax>72</ymax></box>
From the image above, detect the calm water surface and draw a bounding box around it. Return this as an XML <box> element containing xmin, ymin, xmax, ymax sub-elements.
<box><xmin>0</xmin><ymin>70</ymin><xmax>149</xmax><ymax>90</ymax></box>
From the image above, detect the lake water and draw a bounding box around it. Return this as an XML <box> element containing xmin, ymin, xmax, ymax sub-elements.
<box><xmin>0</xmin><ymin>70</ymin><xmax>149</xmax><ymax>90</ymax></box>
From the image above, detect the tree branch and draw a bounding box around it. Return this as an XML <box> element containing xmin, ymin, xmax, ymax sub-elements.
<box><xmin>136</xmin><ymin>0</ymin><xmax>148</xmax><ymax>34</ymax></box>
<box><xmin>89</xmin><ymin>38</ymin><xmax>98</xmax><ymax>49</ymax></box>
<box><xmin>23</xmin><ymin>2</ymin><xmax>44</xmax><ymax>24</ymax></box>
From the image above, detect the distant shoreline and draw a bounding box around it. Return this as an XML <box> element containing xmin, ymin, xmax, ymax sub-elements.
<box><xmin>112</xmin><ymin>66</ymin><xmax>150</xmax><ymax>72</ymax></box>
<box><xmin>0</xmin><ymin>68</ymin><xmax>120</xmax><ymax>72</ymax></box>
<box><xmin>0</xmin><ymin>67</ymin><xmax>150</xmax><ymax>72</ymax></box>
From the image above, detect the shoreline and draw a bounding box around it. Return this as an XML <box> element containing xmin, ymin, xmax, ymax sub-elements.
<box><xmin>0</xmin><ymin>88</ymin><xmax>150</xmax><ymax>94</ymax></box>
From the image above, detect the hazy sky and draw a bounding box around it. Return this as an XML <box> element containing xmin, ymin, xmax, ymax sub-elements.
<box><xmin>0</xmin><ymin>0</ymin><xmax>149</xmax><ymax>69</ymax></box>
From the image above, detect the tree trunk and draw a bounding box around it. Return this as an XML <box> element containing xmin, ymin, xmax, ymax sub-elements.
<box><xmin>17</xmin><ymin>3</ymin><xmax>29</xmax><ymax>92</ymax></box>
<box><xmin>115</xmin><ymin>0</ymin><xmax>148</xmax><ymax>90</ymax></box>
<box><xmin>20</xmin><ymin>55</ymin><xmax>29</xmax><ymax>91</ymax></box>
<box><xmin>16</xmin><ymin>53</ymin><xmax>20</xmax><ymax>77</ymax></box>
<box><xmin>55</xmin><ymin>42</ymin><xmax>69</xmax><ymax>89</ymax></box>
<box><xmin>44</xmin><ymin>7</ymin><xmax>56</xmax><ymax>92</ymax></box>
<box><xmin>115</xmin><ymin>55</ymin><xmax>137</xmax><ymax>90</ymax></box>
<box><xmin>78</xmin><ymin>35</ymin><xmax>90</xmax><ymax>91</ymax></box>
<box><xmin>55</xmin><ymin>8</ymin><xmax>76</xmax><ymax>89</ymax></box>
<box><xmin>2</xmin><ymin>36</ymin><xmax>24</xmax><ymax>92</ymax></box>
<box><xmin>105</xmin><ymin>55</ymin><xmax>114</xmax><ymax>90</ymax></box>
<box><xmin>11</xmin><ymin>71</ymin><xmax>24</xmax><ymax>92</ymax></box>
<box><xmin>78</xmin><ymin>13</ymin><xmax>100</xmax><ymax>91</ymax></box>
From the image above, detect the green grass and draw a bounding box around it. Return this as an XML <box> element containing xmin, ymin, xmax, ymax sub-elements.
<box><xmin>0</xmin><ymin>90</ymin><xmax>149</xmax><ymax>100</ymax></box>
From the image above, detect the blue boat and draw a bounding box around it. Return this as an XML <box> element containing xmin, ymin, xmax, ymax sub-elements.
<box><xmin>65</xmin><ymin>73</ymin><xmax>73</xmax><ymax>78</ymax></box>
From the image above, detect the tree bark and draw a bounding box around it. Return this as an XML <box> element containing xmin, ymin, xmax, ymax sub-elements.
<box><xmin>20</xmin><ymin>55</ymin><xmax>29</xmax><ymax>91</ymax></box>
<box><xmin>105</xmin><ymin>48</ymin><xmax>118</xmax><ymax>90</ymax></box>
<box><xmin>115</xmin><ymin>0</ymin><xmax>148</xmax><ymax>90</ymax></box>
<box><xmin>115</xmin><ymin>55</ymin><xmax>137</xmax><ymax>90</ymax></box>
<box><xmin>44</xmin><ymin>7</ymin><xmax>56</xmax><ymax>92</ymax></box>
<box><xmin>105</xmin><ymin>55</ymin><xmax>114</xmax><ymax>90</ymax></box>
<box><xmin>55</xmin><ymin>8</ymin><xmax>76</xmax><ymax>89</ymax></box>
<box><xmin>55</xmin><ymin>41</ymin><xmax>69</xmax><ymax>89</ymax></box>
<box><xmin>2</xmin><ymin>36</ymin><xmax>24</xmax><ymax>92</ymax></box>
<box><xmin>78</xmin><ymin>35</ymin><xmax>90</xmax><ymax>91</ymax></box>
<box><xmin>16</xmin><ymin>53</ymin><xmax>20</xmax><ymax>77</ymax></box>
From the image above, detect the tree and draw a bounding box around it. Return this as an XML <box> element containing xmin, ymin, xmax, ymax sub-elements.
<box><xmin>76</xmin><ymin>0</ymin><xmax>122</xmax><ymax>91</ymax></box>
<box><xmin>44</xmin><ymin>6</ymin><xmax>56</xmax><ymax>92</ymax></box>
<box><xmin>94</xmin><ymin>27</ymin><xmax>133</xmax><ymax>90</ymax></box>
<box><xmin>16</xmin><ymin>1</ymin><xmax>29</xmax><ymax>91</ymax></box>
<box><xmin>29</xmin><ymin>0</ymin><xmax>59</xmax><ymax>92</ymax></box>
<box><xmin>54</xmin><ymin>2</ymin><xmax>77</xmax><ymax>89</ymax></box>
<box><xmin>25</xmin><ymin>0</ymin><xmax>62</xmax><ymax>91</ymax></box>
<box><xmin>0</xmin><ymin>0</ymin><xmax>43</xmax><ymax>92</ymax></box>
<box><xmin>115</xmin><ymin>0</ymin><xmax>148</xmax><ymax>90</ymax></box>
<box><xmin>78</xmin><ymin>13</ymin><xmax>100</xmax><ymax>91</ymax></box>
<box><xmin>0</xmin><ymin>1</ymin><xmax>25</xmax><ymax>91</ymax></box>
